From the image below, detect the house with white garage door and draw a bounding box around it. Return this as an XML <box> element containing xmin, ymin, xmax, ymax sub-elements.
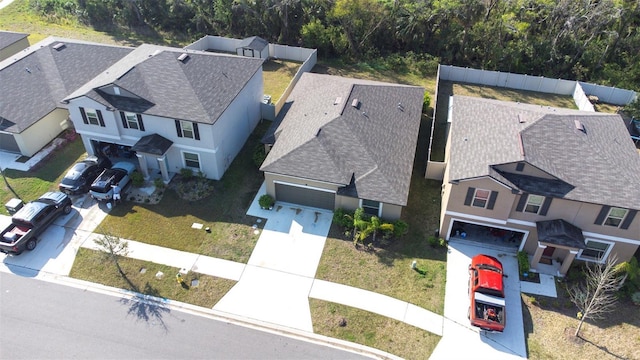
<box><xmin>63</xmin><ymin>44</ymin><xmax>264</xmax><ymax>182</ymax></box>
<box><xmin>439</xmin><ymin>95</ymin><xmax>640</xmax><ymax>275</ymax></box>
<box><xmin>260</xmin><ymin>73</ymin><xmax>424</xmax><ymax>220</ymax></box>
<box><xmin>0</xmin><ymin>37</ymin><xmax>132</xmax><ymax>157</ymax></box>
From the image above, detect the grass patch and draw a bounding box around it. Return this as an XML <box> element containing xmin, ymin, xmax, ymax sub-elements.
<box><xmin>70</xmin><ymin>248</ymin><xmax>235</xmax><ymax>308</ymax></box>
<box><xmin>522</xmin><ymin>290</ymin><xmax>640</xmax><ymax>360</ymax></box>
<box><xmin>0</xmin><ymin>138</ymin><xmax>86</xmax><ymax>215</ymax></box>
<box><xmin>449</xmin><ymin>82</ymin><xmax>578</xmax><ymax>108</ymax></box>
<box><xmin>310</xmin><ymin>299</ymin><xmax>441</xmax><ymax>360</ymax></box>
<box><xmin>262</xmin><ymin>59</ymin><xmax>300</xmax><ymax>104</ymax></box>
<box><xmin>98</xmin><ymin>122</ymin><xmax>269</xmax><ymax>263</ymax></box>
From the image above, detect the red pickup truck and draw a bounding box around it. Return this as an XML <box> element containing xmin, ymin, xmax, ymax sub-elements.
<box><xmin>468</xmin><ymin>254</ymin><xmax>506</xmax><ymax>332</ymax></box>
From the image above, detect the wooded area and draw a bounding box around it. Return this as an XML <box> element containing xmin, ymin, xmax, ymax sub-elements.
<box><xmin>33</xmin><ymin>0</ymin><xmax>640</xmax><ymax>91</ymax></box>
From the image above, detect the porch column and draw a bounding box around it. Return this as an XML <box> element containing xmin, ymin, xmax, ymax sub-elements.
<box><xmin>136</xmin><ymin>153</ymin><xmax>149</xmax><ymax>180</ymax></box>
<box><xmin>559</xmin><ymin>250</ymin><xmax>579</xmax><ymax>276</ymax></box>
<box><xmin>157</xmin><ymin>156</ymin><xmax>169</xmax><ymax>183</ymax></box>
<box><xmin>530</xmin><ymin>242</ymin><xmax>547</xmax><ymax>270</ymax></box>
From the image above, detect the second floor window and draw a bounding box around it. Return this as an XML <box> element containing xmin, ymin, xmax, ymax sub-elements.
<box><xmin>472</xmin><ymin>189</ymin><xmax>490</xmax><ymax>208</ymax></box>
<box><xmin>464</xmin><ymin>187</ymin><xmax>498</xmax><ymax>210</ymax></box>
<box><xmin>125</xmin><ymin>112</ymin><xmax>140</xmax><ymax>129</ymax></box>
<box><xmin>524</xmin><ymin>195</ymin><xmax>544</xmax><ymax>214</ymax></box>
<box><xmin>175</xmin><ymin>120</ymin><xmax>200</xmax><ymax>140</ymax></box>
<box><xmin>120</xmin><ymin>111</ymin><xmax>145</xmax><ymax>131</ymax></box>
<box><xmin>80</xmin><ymin>107</ymin><xmax>105</xmax><ymax>127</ymax></box>
<box><xmin>604</xmin><ymin>207</ymin><xmax>627</xmax><ymax>227</ymax></box>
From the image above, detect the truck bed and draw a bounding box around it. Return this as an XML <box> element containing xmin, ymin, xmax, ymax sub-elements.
<box><xmin>1</xmin><ymin>225</ymin><xmax>31</xmax><ymax>244</ymax></box>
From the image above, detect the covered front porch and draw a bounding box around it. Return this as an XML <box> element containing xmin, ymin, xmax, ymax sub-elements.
<box><xmin>529</xmin><ymin>219</ymin><xmax>585</xmax><ymax>276</ymax></box>
<box><xmin>131</xmin><ymin>134</ymin><xmax>174</xmax><ymax>184</ymax></box>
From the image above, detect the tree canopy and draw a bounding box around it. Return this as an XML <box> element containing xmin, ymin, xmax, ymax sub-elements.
<box><xmin>34</xmin><ymin>0</ymin><xmax>640</xmax><ymax>90</ymax></box>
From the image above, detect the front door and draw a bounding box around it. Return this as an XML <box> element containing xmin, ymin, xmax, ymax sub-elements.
<box><xmin>542</xmin><ymin>246</ymin><xmax>555</xmax><ymax>258</ymax></box>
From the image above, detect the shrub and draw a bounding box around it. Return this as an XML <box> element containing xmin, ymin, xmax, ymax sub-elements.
<box><xmin>423</xmin><ymin>92</ymin><xmax>431</xmax><ymax>113</ymax></box>
<box><xmin>333</xmin><ymin>208</ymin><xmax>354</xmax><ymax>229</ymax></box>
<box><xmin>393</xmin><ymin>220</ymin><xmax>408</xmax><ymax>237</ymax></box>
<box><xmin>253</xmin><ymin>144</ymin><xmax>267</xmax><ymax>168</ymax></box>
<box><xmin>631</xmin><ymin>292</ymin><xmax>640</xmax><ymax>306</ymax></box>
<box><xmin>518</xmin><ymin>251</ymin><xmax>530</xmax><ymax>275</ymax></box>
<box><xmin>427</xmin><ymin>235</ymin><xmax>439</xmax><ymax>248</ymax></box>
<box><xmin>439</xmin><ymin>237</ymin><xmax>447</xmax><ymax>247</ymax></box>
<box><xmin>130</xmin><ymin>171</ymin><xmax>144</xmax><ymax>187</ymax></box>
<box><xmin>153</xmin><ymin>178</ymin><xmax>165</xmax><ymax>189</ymax></box>
<box><xmin>180</xmin><ymin>168</ymin><xmax>193</xmax><ymax>179</ymax></box>
<box><xmin>258</xmin><ymin>194</ymin><xmax>274</xmax><ymax>209</ymax></box>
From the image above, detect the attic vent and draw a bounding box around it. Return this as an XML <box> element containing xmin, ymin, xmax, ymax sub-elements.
<box><xmin>351</xmin><ymin>99</ymin><xmax>360</xmax><ymax>109</ymax></box>
<box><xmin>151</xmin><ymin>49</ymin><xmax>162</xmax><ymax>57</ymax></box>
<box><xmin>52</xmin><ymin>42</ymin><xmax>66</xmax><ymax>51</ymax></box>
<box><xmin>574</xmin><ymin>119</ymin><xmax>586</xmax><ymax>133</ymax></box>
<box><xmin>113</xmin><ymin>86</ymin><xmax>121</xmax><ymax>95</ymax></box>
<box><xmin>177</xmin><ymin>53</ymin><xmax>189</xmax><ymax>62</ymax></box>
<box><xmin>517</xmin><ymin>114</ymin><xmax>525</xmax><ymax>123</ymax></box>
<box><xmin>397</xmin><ymin>102</ymin><xmax>404</xmax><ymax>111</ymax></box>
<box><xmin>316</xmin><ymin>128</ymin><xmax>322</xmax><ymax>137</ymax></box>
<box><xmin>334</xmin><ymin>97</ymin><xmax>342</xmax><ymax>105</ymax></box>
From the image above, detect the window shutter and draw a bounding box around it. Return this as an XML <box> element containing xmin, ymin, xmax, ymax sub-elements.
<box><xmin>175</xmin><ymin>120</ymin><xmax>182</xmax><ymax>137</ymax></box>
<box><xmin>594</xmin><ymin>206</ymin><xmax>611</xmax><ymax>225</ymax></box>
<box><xmin>539</xmin><ymin>197</ymin><xmax>553</xmax><ymax>216</ymax></box>
<box><xmin>487</xmin><ymin>191</ymin><xmax>498</xmax><ymax>210</ymax></box>
<box><xmin>464</xmin><ymin>187</ymin><xmax>475</xmax><ymax>206</ymax></box>
<box><xmin>193</xmin><ymin>122</ymin><xmax>200</xmax><ymax>140</ymax></box>
<box><xmin>137</xmin><ymin>114</ymin><xmax>145</xmax><ymax>131</ymax></box>
<box><xmin>120</xmin><ymin>111</ymin><xmax>128</xmax><ymax>128</ymax></box>
<box><xmin>515</xmin><ymin>193</ymin><xmax>528</xmax><ymax>212</ymax></box>
<box><xmin>620</xmin><ymin>209</ymin><xmax>637</xmax><ymax>230</ymax></box>
<box><xmin>80</xmin><ymin>108</ymin><xmax>88</xmax><ymax>124</ymax></box>
<box><xmin>97</xmin><ymin>110</ymin><xmax>105</xmax><ymax>127</ymax></box>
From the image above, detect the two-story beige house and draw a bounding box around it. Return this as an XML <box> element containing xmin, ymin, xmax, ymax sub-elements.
<box><xmin>440</xmin><ymin>96</ymin><xmax>640</xmax><ymax>276</ymax></box>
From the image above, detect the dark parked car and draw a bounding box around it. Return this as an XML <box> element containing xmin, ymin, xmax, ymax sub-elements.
<box><xmin>59</xmin><ymin>156</ymin><xmax>112</xmax><ymax>195</ymax></box>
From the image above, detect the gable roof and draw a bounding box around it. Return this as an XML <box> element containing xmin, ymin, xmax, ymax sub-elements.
<box><xmin>238</xmin><ymin>36</ymin><xmax>268</xmax><ymax>51</ymax></box>
<box><xmin>0</xmin><ymin>37</ymin><xmax>133</xmax><ymax>133</ymax></box>
<box><xmin>0</xmin><ymin>31</ymin><xmax>28</xmax><ymax>50</ymax></box>
<box><xmin>64</xmin><ymin>44</ymin><xmax>264</xmax><ymax>125</ymax></box>
<box><xmin>448</xmin><ymin>96</ymin><xmax>640</xmax><ymax>210</ymax></box>
<box><xmin>261</xmin><ymin>73</ymin><xmax>424</xmax><ymax>206</ymax></box>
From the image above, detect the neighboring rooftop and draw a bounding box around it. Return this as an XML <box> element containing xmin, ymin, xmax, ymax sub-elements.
<box><xmin>448</xmin><ymin>95</ymin><xmax>640</xmax><ymax>210</ymax></box>
<box><xmin>0</xmin><ymin>37</ymin><xmax>133</xmax><ymax>133</ymax></box>
<box><xmin>0</xmin><ymin>30</ymin><xmax>28</xmax><ymax>51</ymax></box>
<box><xmin>238</xmin><ymin>36</ymin><xmax>269</xmax><ymax>51</ymax></box>
<box><xmin>64</xmin><ymin>44</ymin><xmax>265</xmax><ymax>125</ymax></box>
<box><xmin>261</xmin><ymin>73</ymin><xmax>424</xmax><ymax>206</ymax></box>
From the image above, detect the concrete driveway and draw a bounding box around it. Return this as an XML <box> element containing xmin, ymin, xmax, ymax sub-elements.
<box><xmin>431</xmin><ymin>240</ymin><xmax>526</xmax><ymax>359</ymax></box>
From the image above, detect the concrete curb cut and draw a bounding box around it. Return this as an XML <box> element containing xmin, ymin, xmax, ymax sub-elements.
<box><xmin>39</xmin><ymin>273</ymin><xmax>402</xmax><ymax>360</ymax></box>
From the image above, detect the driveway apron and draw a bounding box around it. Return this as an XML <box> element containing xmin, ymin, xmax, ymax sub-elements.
<box><xmin>213</xmin><ymin>204</ymin><xmax>332</xmax><ymax>332</ymax></box>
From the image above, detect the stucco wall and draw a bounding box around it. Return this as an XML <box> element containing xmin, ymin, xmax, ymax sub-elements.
<box><xmin>16</xmin><ymin>108</ymin><xmax>69</xmax><ymax>157</ymax></box>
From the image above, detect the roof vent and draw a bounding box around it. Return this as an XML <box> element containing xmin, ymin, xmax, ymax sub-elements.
<box><xmin>316</xmin><ymin>128</ymin><xmax>322</xmax><ymax>137</ymax></box>
<box><xmin>52</xmin><ymin>42</ymin><xmax>66</xmax><ymax>51</ymax></box>
<box><xmin>397</xmin><ymin>102</ymin><xmax>404</xmax><ymax>111</ymax></box>
<box><xmin>151</xmin><ymin>49</ymin><xmax>162</xmax><ymax>57</ymax></box>
<box><xmin>177</xmin><ymin>53</ymin><xmax>189</xmax><ymax>62</ymax></box>
<box><xmin>517</xmin><ymin>114</ymin><xmax>525</xmax><ymax>123</ymax></box>
<box><xmin>334</xmin><ymin>97</ymin><xmax>342</xmax><ymax>105</ymax></box>
<box><xmin>351</xmin><ymin>99</ymin><xmax>360</xmax><ymax>109</ymax></box>
<box><xmin>574</xmin><ymin>119</ymin><xmax>586</xmax><ymax>133</ymax></box>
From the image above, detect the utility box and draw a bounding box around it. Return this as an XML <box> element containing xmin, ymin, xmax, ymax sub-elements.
<box><xmin>5</xmin><ymin>198</ymin><xmax>23</xmax><ymax>215</ymax></box>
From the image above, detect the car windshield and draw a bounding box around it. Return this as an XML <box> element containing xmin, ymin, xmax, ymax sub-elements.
<box><xmin>476</xmin><ymin>264</ymin><xmax>502</xmax><ymax>274</ymax></box>
<box><xmin>64</xmin><ymin>163</ymin><xmax>89</xmax><ymax>181</ymax></box>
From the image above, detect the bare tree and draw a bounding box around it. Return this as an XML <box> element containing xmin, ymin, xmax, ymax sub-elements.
<box><xmin>94</xmin><ymin>233</ymin><xmax>130</xmax><ymax>280</ymax></box>
<box><xmin>567</xmin><ymin>255</ymin><xmax>625</xmax><ymax>337</ymax></box>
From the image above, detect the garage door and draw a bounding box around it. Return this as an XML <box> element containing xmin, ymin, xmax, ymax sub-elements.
<box><xmin>0</xmin><ymin>133</ymin><xmax>20</xmax><ymax>153</ymax></box>
<box><xmin>275</xmin><ymin>183</ymin><xmax>335</xmax><ymax>210</ymax></box>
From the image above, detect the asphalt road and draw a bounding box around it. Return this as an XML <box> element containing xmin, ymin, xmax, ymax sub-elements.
<box><xmin>0</xmin><ymin>273</ymin><xmax>372</xmax><ymax>359</ymax></box>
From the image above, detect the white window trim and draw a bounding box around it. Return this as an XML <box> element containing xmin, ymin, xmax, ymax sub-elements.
<box><xmin>85</xmin><ymin>109</ymin><xmax>99</xmax><ymax>126</ymax></box>
<box><xmin>359</xmin><ymin>199</ymin><xmax>383</xmax><ymax>217</ymax></box>
<box><xmin>471</xmin><ymin>188</ymin><xmax>491</xmax><ymax>209</ymax></box>
<box><xmin>125</xmin><ymin>112</ymin><xmax>139</xmax><ymax>130</ymax></box>
<box><xmin>603</xmin><ymin>207</ymin><xmax>628</xmax><ymax>228</ymax></box>
<box><xmin>524</xmin><ymin>194</ymin><xmax>544</xmax><ymax>214</ymax></box>
<box><xmin>577</xmin><ymin>238</ymin><xmax>615</xmax><ymax>264</ymax></box>
<box><xmin>181</xmin><ymin>151</ymin><xmax>201</xmax><ymax>171</ymax></box>
<box><xmin>180</xmin><ymin>120</ymin><xmax>195</xmax><ymax>139</ymax></box>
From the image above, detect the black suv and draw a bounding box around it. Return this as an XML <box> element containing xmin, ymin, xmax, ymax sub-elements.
<box><xmin>59</xmin><ymin>156</ymin><xmax>112</xmax><ymax>195</ymax></box>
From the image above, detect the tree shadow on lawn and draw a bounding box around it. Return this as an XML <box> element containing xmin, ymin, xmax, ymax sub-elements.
<box><xmin>119</xmin><ymin>282</ymin><xmax>170</xmax><ymax>332</ymax></box>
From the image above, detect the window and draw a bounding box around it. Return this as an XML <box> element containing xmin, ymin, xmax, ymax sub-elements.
<box><xmin>181</xmin><ymin>121</ymin><xmax>194</xmax><ymax>138</ymax></box>
<box><xmin>472</xmin><ymin>189</ymin><xmax>490</xmax><ymax>208</ymax></box>
<box><xmin>183</xmin><ymin>152</ymin><xmax>200</xmax><ymax>169</ymax></box>
<box><xmin>85</xmin><ymin>110</ymin><xmax>99</xmax><ymax>125</ymax></box>
<box><xmin>515</xmin><ymin>162</ymin><xmax>525</xmax><ymax>172</ymax></box>
<box><xmin>125</xmin><ymin>112</ymin><xmax>139</xmax><ymax>130</ymax></box>
<box><xmin>524</xmin><ymin>195</ymin><xmax>544</xmax><ymax>214</ymax></box>
<box><xmin>578</xmin><ymin>240</ymin><xmax>613</xmax><ymax>262</ymax></box>
<box><xmin>604</xmin><ymin>207</ymin><xmax>627</xmax><ymax>228</ymax></box>
<box><xmin>361</xmin><ymin>199</ymin><xmax>381</xmax><ymax>216</ymax></box>
<box><xmin>175</xmin><ymin>120</ymin><xmax>200</xmax><ymax>140</ymax></box>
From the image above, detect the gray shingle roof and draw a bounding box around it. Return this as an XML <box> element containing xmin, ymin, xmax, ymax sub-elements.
<box><xmin>64</xmin><ymin>44</ymin><xmax>264</xmax><ymax>124</ymax></box>
<box><xmin>0</xmin><ymin>37</ymin><xmax>132</xmax><ymax>133</ymax></box>
<box><xmin>449</xmin><ymin>96</ymin><xmax>640</xmax><ymax>210</ymax></box>
<box><xmin>238</xmin><ymin>36</ymin><xmax>268</xmax><ymax>51</ymax></box>
<box><xmin>261</xmin><ymin>73</ymin><xmax>424</xmax><ymax>206</ymax></box>
<box><xmin>0</xmin><ymin>31</ymin><xmax>28</xmax><ymax>50</ymax></box>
